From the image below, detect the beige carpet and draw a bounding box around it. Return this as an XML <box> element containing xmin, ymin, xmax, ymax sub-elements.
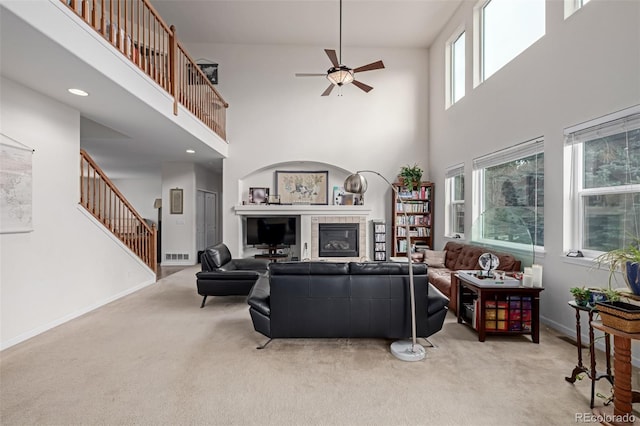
<box><xmin>1</xmin><ymin>265</ymin><xmax>637</xmax><ymax>426</ymax></box>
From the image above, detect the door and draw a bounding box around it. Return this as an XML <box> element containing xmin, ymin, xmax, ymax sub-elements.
<box><xmin>196</xmin><ymin>190</ymin><xmax>218</xmax><ymax>252</ymax></box>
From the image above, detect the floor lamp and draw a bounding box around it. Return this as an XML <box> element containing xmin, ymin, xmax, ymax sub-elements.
<box><xmin>344</xmin><ymin>170</ymin><xmax>426</xmax><ymax>362</ymax></box>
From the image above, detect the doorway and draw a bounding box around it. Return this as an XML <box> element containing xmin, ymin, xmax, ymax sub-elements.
<box><xmin>196</xmin><ymin>190</ymin><xmax>219</xmax><ymax>259</ymax></box>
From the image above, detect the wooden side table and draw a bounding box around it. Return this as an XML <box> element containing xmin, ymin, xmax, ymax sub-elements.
<box><xmin>565</xmin><ymin>301</ymin><xmax>613</xmax><ymax>408</ymax></box>
<box><xmin>591</xmin><ymin>322</ymin><xmax>640</xmax><ymax>425</ymax></box>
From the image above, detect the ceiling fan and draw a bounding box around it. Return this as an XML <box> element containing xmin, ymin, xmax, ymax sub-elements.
<box><xmin>295</xmin><ymin>0</ymin><xmax>385</xmax><ymax>96</ymax></box>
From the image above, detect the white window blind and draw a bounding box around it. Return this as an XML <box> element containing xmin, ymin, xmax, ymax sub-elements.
<box><xmin>473</xmin><ymin>138</ymin><xmax>544</xmax><ymax>170</ymax></box>
<box><xmin>565</xmin><ymin>110</ymin><xmax>640</xmax><ymax>146</ymax></box>
<box><xmin>445</xmin><ymin>163</ymin><xmax>465</xmax><ymax>179</ymax></box>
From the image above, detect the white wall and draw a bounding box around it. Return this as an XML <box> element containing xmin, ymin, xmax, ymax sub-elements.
<box><xmin>428</xmin><ymin>0</ymin><xmax>640</xmax><ymax>347</ymax></box>
<box><xmin>186</xmin><ymin>43</ymin><xmax>431</xmax><ymax>256</ymax></box>
<box><xmin>0</xmin><ymin>78</ymin><xmax>156</xmax><ymax>349</ymax></box>
<box><xmin>111</xmin><ymin>177</ymin><xmax>161</xmax><ymax>222</ymax></box>
<box><xmin>161</xmin><ymin>162</ymin><xmax>197</xmax><ymax>264</ymax></box>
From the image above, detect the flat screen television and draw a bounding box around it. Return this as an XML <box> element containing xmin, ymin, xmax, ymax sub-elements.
<box><xmin>246</xmin><ymin>216</ymin><xmax>297</xmax><ymax>249</ymax></box>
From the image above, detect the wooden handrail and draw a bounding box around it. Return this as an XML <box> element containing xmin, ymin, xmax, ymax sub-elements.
<box><xmin>61</xmin><ymin>0</ymin><xmax>228</xmax><ymax>141</ymax></box>
<box><xmin>79</xmin><ymin>149</ymin><xmax>157</xmax><ymax>272</ymax></box>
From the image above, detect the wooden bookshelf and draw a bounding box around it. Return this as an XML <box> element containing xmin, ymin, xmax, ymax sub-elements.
<box><xmin>391</xmin><ymin>182</ymin><xmax>434</xmax><ymax>257</ymax></box>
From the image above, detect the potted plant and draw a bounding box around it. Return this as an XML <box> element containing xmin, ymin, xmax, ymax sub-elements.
<box><xmin>570</xmin><ymin>287</ymin><xmax>591</xmax><ymax>307</ymax></box>
<box><xmin>398</xmin><ymin>164</ymin><xmax>423</xmax><ymax>190</ymax></box>
<box><xmin>595</xmin><ymin>235</ymin><xmax>640</xmax><ymax>295</ymax></box>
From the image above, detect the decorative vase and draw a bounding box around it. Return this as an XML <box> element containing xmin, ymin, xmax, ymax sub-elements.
<box><xmin>626</xmin><ymin>261</ymin><xmax>640</xmax><ymax>295</ymax></box>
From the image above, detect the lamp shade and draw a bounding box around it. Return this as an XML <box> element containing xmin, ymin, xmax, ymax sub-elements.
<box><xmin>327</xmin><ymin>66</ymin><xmax>354</xmax><ymax>86</ymax></box>
<box><xmin>343</xmin><ymin>173</ymin><xmax>368</xmax><ymax>194</ymax></box>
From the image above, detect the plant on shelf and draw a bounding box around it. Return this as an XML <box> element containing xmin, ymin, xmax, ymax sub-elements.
<box><xmin>595</xmin><ymin>235</ymin><xmax>640</xmax><ymax>295</ymax></box>
<box><xmin>569</xmin><ymin>287</ymin><xmax>591</xmax><ymax>307</ymax></box>
<box><xmin>398</xmin><ymin>164</ymin><xmax>423</xmax><ymax>190</ymax></box>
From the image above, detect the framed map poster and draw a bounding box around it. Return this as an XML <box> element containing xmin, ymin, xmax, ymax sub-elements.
<box><xmin>275</xmin><ymin>171</ymin><xmax>328</xmax><ymax>205</ymax></box>
<box><xmin>0</xmin><ymin>133</ymin><xmax>33</xmax><ymax>233</ymax></box>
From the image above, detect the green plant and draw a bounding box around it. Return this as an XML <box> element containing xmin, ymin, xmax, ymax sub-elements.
<box><xmin>569</xmin><ymin>287</ymin><xmax>591</xmax><ymax>305</ymax></box>
<box><xmin>399</xmin><ymin>164</ymin><xmax>423</xmax><ymax>189</ymax></box>
<box><xmin>594</xmin><ymin>235</ymin><xmax>640</xmax><ymax>290</ymax></box>
<box><xmin>603</xmin><ymin>288</ymin><xmax>621</xmax><ymax>303</ymax></box>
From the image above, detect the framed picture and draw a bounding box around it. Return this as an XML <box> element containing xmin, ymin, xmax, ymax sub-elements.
<box><xmin>170</xmin><ymin>188</ymin><xmax>183</xmax><ymax>214</ymax></box>
<box><xmin>198</xmin><ymin>63</ymin><xmax>218</xmax><ymax>85</ymax></box>
<box><xmin>275</xmin><ymin>171</ymin><xmax>328</xmax><ymax>205</ymax></box>
<box><xmin>249</xmin><ymin>187</ymin><xmax>269</xmax><ymax>204</ymax></box>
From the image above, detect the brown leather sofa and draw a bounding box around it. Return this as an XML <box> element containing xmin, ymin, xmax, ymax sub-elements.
<box><xmin>427</xmin><ymin>241</ymin><xmax>522</xmax><ymax>314</ymax></box>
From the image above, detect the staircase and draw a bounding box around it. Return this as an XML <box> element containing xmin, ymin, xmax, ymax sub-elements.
<box><xmin>79</xmin><ymin>149</ymin><xmax>157</xmax><ymax>272</ymax></box>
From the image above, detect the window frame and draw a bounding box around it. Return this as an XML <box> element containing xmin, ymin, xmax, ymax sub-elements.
<box><xmin>472</xmin><ymin>137</ymin><xmax>545</xmax><ymax>252</ymax></box>
<box><xmin>564</xmin><ymin>105</ymin><xmax>640</xmax><ymax>258</ymax></box>
<box><xmin>474</xmin><ymin>0</ymin><xmax>546</xmax><ymax>85</ymax></box>
<box><xmin>445</xmin><ymin>27</ymin><xmax>466</xmax><ymax>109</ymax></box>
<box><xmin>565</xmin><ymin>0</ymin><xmax>591</xmax><ymax>19</ymax></box>
<box><xmin>445</xmin><ymin>163</ymin><xmax>465</xmax><ymax>239</ymax></box>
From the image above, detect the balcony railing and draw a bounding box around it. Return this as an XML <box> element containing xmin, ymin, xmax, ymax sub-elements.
<box><xmin>80</xmin><ymin>149</ymin><xmax>157</xmax><ymax>272</ymax></box>
<box><xmin>62</xmin><ymin>0</ymin><xmax>227</xmax><ymax>141</ymax></box>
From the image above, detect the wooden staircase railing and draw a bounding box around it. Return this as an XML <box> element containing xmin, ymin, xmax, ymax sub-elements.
<box><xmin>80</xmin><ymin>149</ymin><xmax>157</xmax><ymax>272</ymax></box>
<box><xmin>61</xmin><ymin>0</ymin><xmax>228</xmax><ymax>141</ymax></box>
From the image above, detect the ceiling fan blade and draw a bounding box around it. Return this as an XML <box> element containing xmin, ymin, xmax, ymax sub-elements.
<box><xmin>321</xmin><ymin>84</ymin><xmax>335</xmax><ymax>96</ymax></box>
<box><xmin>295</xmin><ymin>73</ymin><xmax>327</xmax><ymax>77</ymax></box>
<box><xmin>325</xmin><ymin>49</ymin><xmax>340</xmax><ymax>68</ymax></box>
<box><xmin>352</xmin><ymin>80</ymin><xmax>373</xmax><ymax>93</ymax></box>
<box><xmin>353</xmin><ymin>60</ymin><xmax>385</xmax><ymax>73</ymax></box>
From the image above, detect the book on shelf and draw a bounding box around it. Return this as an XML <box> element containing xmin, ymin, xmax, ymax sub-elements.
<box><xmin>485</xmin><ymin>301</ymin><xmax>508</xmax><ymax>331</ymax></box>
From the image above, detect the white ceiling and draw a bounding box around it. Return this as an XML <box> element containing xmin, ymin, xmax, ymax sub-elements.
<box><xmin>153</xmin><ymin>0</ymin><xmax>465</xmax><ymax>48</ymax></box>
<box><xmin>1</xmin><ymin>0</ymin><xmax>464</xmax><ymax>179</ymax></box>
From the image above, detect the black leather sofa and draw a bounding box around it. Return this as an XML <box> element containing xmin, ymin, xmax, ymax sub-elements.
<box><xmin>247</xmin><ymin>261</ymin><xmax>449</xmax><ymax>340</ymax></box>
<box><xmin>196</xmin><ymin>243</ymin><xmax>270</xmax><ymax>308</ymax></box>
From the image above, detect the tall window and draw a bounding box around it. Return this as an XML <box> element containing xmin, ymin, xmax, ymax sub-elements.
<box><xmin>451</xmin><ymin>32</ymin><xmax>465</xmax><ymax>104</ymax></box>
<box><xmin>479</xmin><ymin>0</ymin><xmax>545</xmax><ymax>81</ymax></box>
<box><xmin>565</xmin><ymin>107</ymin><xmax>640</xmax><ymax>256</ymax></box>
<box><xmin>445</xmin><ymin>164</ymin><xmax>465</xmax><ymax>238</ymax></box>
<box><xmin>473</xmin><ymin>138</ymin><xmax>544</xmax><ymax>248</ymax></box>
<box><xmin>565</xmin><ymin>0</ymin><xmax>591</xmax><ymax>19</ymax></box>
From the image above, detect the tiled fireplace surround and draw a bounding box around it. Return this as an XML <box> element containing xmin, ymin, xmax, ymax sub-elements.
<box><xmin>311</xmin><ymin>216</ymin><xmax>367</xmax><ymax>261</ymax></box>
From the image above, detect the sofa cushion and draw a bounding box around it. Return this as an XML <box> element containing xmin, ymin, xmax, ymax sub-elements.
<box><xmin>452</xmin><ymin>245</ymin><xmax>485</xmax><ymax>271</ymax></box>
<box><xmin>205</xmin><ymin>243</ymin><xmax>232</xmax><ymax>268</ymax></box>
<box><xmin>443</xmin><ymin>242</ymin><xmax>465</xmax><ymax>270</ymax></box>
<box><xmin>423</xmin><ymin>250</ymin><xmax>446</xmax><ymax>268</ymax></box>
<box><xmin>428</xmin><ymin>268</ymin><xmax>453</xmax><ymax>298</ymax></box>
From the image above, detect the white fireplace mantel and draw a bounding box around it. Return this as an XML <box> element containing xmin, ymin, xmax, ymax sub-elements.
<box><xmin>233</xmin><ymin>205</ymin><xmax>371</xmax><ymax>216</ymax></box>
<box><xmin>234</xmin><ymin>204</ymin><xmax>372</xmax><ymax>260</ymax></box>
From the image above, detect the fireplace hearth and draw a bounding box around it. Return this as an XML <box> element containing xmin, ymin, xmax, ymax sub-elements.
<box><xmin>318</xmin><ymin>223</ymin><xmax>359</xmax><ymax>258</ymax></box>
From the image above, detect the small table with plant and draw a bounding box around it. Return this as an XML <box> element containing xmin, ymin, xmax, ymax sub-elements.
<box><xmin>565</xmin><ymin>299</ymin><xmax>613</xmax><ymax>409</ymax></box>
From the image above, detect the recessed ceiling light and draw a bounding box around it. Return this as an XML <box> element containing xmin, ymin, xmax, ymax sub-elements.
<box><xmin>68</xmin><ymin>88</ymin><xmax>89</xmax><ymax>96</ymax></box>
<box><xmin>186</xmin><ymin>149</ymin><xmax>195</xmax><ymax>154</ymax></box>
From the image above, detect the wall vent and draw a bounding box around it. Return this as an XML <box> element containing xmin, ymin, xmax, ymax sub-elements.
<box><xmin>165</xmin><ymin>253</ymin><xmax>189</xmax><ymax>260</ymax></box>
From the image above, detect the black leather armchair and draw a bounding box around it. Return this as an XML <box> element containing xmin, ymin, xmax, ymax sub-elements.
<box><xmin>196</xmin><ymin>243</ymin><xmax>269</xmax><ymax>308</ymax></box>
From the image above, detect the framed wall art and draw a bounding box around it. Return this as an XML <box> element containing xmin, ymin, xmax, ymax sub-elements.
<box><xmin>275</xmin><ymin>171</ymin><xmax>328</xmax><ymax>205</ymax></box>
<box><xmin>170</xmin><ymin>188</ymin><xmax>183</xmax><ymax>214</ymax></box>
<box><xmin>249</xmin><ymin>187</ymin><xmax>269</xmax><ymax>204</ymax></box>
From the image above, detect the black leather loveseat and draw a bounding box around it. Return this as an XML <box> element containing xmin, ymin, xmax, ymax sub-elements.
<box><xmin>196</xmin><ymin>243</ymin><xmax>270</xmax><ymax>308</ymax></box>
<box><xmin>247</xmin><ymin>261</ymin><xmax>449</xmax><ymax>340</ymax></box>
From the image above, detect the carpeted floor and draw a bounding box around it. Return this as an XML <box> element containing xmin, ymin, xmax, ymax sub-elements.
<box><xmin>1</xmin><ymin>265</ymin><xmax>638</xmax><ymax>425</ymax></box>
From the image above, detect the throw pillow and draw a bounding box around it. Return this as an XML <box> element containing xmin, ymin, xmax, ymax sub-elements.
<box><xmin>424</xmin><ymin>250</ymin><xmax>447</xmax><ymax>268</ymax></box>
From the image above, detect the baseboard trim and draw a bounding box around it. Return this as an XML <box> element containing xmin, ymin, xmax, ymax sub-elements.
<box><xmin>1</xmin><ymin>278</ymin><xmax>155</xmax><ymax>351</ymax></box>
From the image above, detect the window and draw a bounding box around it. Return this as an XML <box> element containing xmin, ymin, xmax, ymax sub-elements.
<box><xmin>448</xmin><ymin>31</ymin><xmax>465</xmax><ymax>106</ymax></box>
<box><xmin>565</xmin><ymin>0</ymin><xmax>591</xmax><ymax>19</ymax></box>
<box><xmin>478</xmin><ymin>0</ymin><xmax>545</xmax><ymax>82</ymax></box>
<box><xmin>473</xmin><ymin>138</ymin><xmax>544</xmax><ymax>249</ymax></box>
<box><xmin>445</xmin><ymin>164</ymin><xmax>465</xmax><ymax>238</ymax></box>
<box><xmin>565</xmin><ymin>106</ymin><xmax>640</xmax><ymax>256</ymax></box>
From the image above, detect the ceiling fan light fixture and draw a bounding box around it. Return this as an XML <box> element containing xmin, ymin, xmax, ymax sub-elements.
<box><xmin>327</xmin><ymin>66</ymin><xmax>354</xmax><ymax>86</ymax></box>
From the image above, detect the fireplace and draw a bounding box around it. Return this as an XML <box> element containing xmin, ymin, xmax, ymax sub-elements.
<box><xmin>318</xmin><ymin>223</ymin><xmax>359</xmax><ymax>257</ymax></box>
